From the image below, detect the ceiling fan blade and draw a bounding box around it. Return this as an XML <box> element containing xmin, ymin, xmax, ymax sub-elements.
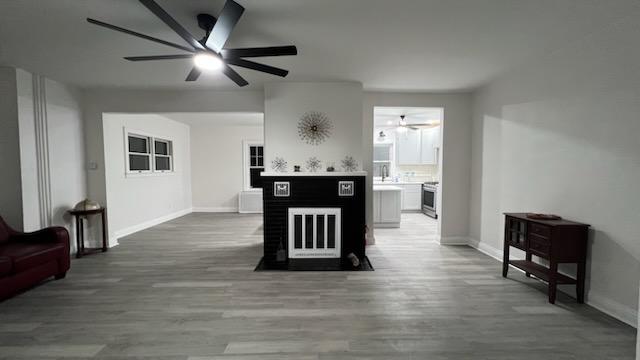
<box><xmin>205</xmin><ymin>0</ymin><xmax>245</xmax><ymax>52</ymax></box>
<box><xmin>222</xmin><ymin>65</ymin><xmax>249</xmax><ymax>87</ymax></box>
<box><xmin>87</xmin><ymin>18</ymin><xmax>194</xmax><ymax>53</ymax></box>
<box><xmin>138</xmin><ymin>0</ymin><xmax>205</xmax><ymax>50</ymax></box>
<box><xmin>185</xmin><ymin>67</ymin><xmax>201</xmax><ymax>82</ymax></box>
<box><xmin>124</xmin><ymin>54</ymin><xmax>193</xmax><ymax>61</ymax></box>
<box><xmin>225</xmin><ymin>58</ymin><xmax>288</xmax><ymax>77</ymax></box>
<box><xmin>222</xmin><ymin>45</ymin><xmax>297</xmax><ymax>58</ymax></box>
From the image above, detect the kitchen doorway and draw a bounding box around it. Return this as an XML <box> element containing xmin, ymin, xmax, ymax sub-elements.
<box><xmin>372</xmin><ymin>107</ymin><xmax>443</xmax><ymax>232</ymax></box>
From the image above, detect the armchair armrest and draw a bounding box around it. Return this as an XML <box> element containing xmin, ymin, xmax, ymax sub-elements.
<box><xmin>10</xmin><ymin>227</ymin><xmax>70</xmax><ymax>245</ymax></box>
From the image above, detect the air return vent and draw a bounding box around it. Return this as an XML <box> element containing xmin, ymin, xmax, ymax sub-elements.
<box><xmin>288</xmin><ymin>208</ymin><xmax>341</xmax><ymax>258</ymax></box>
<box><xmin>274</xmin><ymin>182</ymin><xmax>290</xmax><ymax>197</ymax></box>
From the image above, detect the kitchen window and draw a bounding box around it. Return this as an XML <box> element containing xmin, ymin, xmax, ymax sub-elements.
<box><xmin>126</xmin><ymin>130</ymin><xmax>174</xmax><ymax>175</ymax></box>
<box><xmin>243</xmin><ymin>141</ymin><xmax>264</xmax><ymax>190</ymax></box>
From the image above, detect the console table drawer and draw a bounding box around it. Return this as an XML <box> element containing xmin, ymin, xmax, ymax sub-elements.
<box><xmin>529</xmin><ymin>234</ymin><xmax>550</xmax><ymax>257</ymax></box>
<box><xmin>529</xmin><ymin>223</ymin><xmax>551</xmax><ymax>238</ymax></box>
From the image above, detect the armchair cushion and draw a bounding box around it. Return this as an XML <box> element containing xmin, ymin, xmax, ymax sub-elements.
<box><xmin>0</xmin><ymin>256</ymin><xmax>11</xmax><ymax>276</ymax></box>
<box><xmin>0</xmin><ymin>242</ymin><xmax>65</xmax><ymax>273</ymax></box>
<box><xmin>0</xmin><ymin>217</ymin><xmax>11</xmax><ymax>244</ymax></box>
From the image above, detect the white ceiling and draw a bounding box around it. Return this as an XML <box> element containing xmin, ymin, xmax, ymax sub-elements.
<box><xmin>162</xmin><ymin>112</ymin><xmax>263</xmax><ymax>125</ymax></box>
<box><xmin>0</xmin><ymin>0</ymin><xmax>637</xmax><ymax>91</ymax></box>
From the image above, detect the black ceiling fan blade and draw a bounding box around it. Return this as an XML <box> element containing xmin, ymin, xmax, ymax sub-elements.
<box><xmin>185</xmin><ymin>67</ymin><xmax>202</xmax><ymax>82</ymax></box>
<box><xmin>138</xmin><ymin>0</ymin><xmax>205</xmax><ymax>50</ymax></box>
<box><xmin>222</xmin><ymin>46</ymin><xmax>297</xmax><ymax>58</ymax></box>
<box><xmin>124</xmin><ymin>54</ymin><xmax>193</xmax><ymax>61</ymax></box>
<box><xmin>87</xmin><ymin>18</ymin><xmax>194</xmax><ymax>53</ymax></box>
<box><xmin>225</xmin><ymin>58</ymin><xmax>288</xmax><ymax>77</ymax></box>
<box><xmin>222</xmin><ymin>65</ymin><xmax>249</xmax><ymax>86</ymax></box>
<box><xmin>205</xmin><ymin>0</ymin><xmax>245</xmax><ymax>52</ymax></box>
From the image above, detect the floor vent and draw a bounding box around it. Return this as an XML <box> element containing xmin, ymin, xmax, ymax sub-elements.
<box><xmin>288</xmin><ymin>208</ymin><xmax>341</xmax><ymax>258</ymax></box>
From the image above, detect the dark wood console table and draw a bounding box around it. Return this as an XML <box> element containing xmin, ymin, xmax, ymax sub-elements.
<box><xmin>68</xmin><ymin>208</ymin><xmax>108</xmax><ymax>258</ymax></box>
<box><xmin>502</xmin><ymin>213</ymin><xmax>589</xmax><ymax>304</ymax></box>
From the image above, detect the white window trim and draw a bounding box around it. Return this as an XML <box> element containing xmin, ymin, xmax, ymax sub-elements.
<box><xmin>153</xmin><ymin>138</ymin><xmax>173</xmax><ymax>173</ymax></box>
<box><xmin>124</xmin><ymin>128</ymin><xmax>175</xmax><ymax>177</ymax></box>
<box><xmin>242</xmin><ymin>140</ymin><xmax>264</xmax><ymax>191</ymax></box>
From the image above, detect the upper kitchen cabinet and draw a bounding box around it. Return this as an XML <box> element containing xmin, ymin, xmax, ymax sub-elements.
<box><xmin>396</xmin><ymin>126</ymin><xmax>440</xmax><ymax>165</ymax></box>
<box><xmin>396</xmin><ymin>130</ymin><xmax>421</xmax><ymax>164</ymax></box>
<box><xmin>420</xmin><ymin>127</ymin><xmax>440</xmax><ymax>165</ymax></box>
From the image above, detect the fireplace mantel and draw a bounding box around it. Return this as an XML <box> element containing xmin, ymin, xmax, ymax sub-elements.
<box><xmin>260</xmin><ymin>172</ymin><xmax>366</xmax><ymax>270</ymax></box>
<box><xmin>261</xmin><ymin>171</ymin><xmax>367</xmax><ymax>177</ymax></box>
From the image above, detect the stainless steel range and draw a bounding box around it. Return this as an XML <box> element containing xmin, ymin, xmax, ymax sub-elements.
<box><xmin>422</xmin><ymin>182</ymin><xmax>438</xmax><ymax>218</ymax></box>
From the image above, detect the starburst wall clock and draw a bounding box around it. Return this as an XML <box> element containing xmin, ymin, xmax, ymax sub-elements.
<box><xmin>297</xmin><ymin>111</ymin><xmax>332</xmax><ymax>145</ymax></box>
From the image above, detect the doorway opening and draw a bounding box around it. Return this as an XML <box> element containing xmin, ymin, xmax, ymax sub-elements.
<box><xmin>372</xmin><ymin>107</ymin><xmax>443</xmax><ymax>234</ymax></box>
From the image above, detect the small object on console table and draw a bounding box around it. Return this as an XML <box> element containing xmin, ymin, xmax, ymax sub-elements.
<box><xmin>503</xmin><ymin>213</ymin><xmax>589</xmax><ymax>304</ymax></box>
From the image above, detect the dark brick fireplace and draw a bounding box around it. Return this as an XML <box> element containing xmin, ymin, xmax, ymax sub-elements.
<box><xmin>260</xmin><ymin>172</ymin><xmax>366</xmax><ymax>270</ymax></box>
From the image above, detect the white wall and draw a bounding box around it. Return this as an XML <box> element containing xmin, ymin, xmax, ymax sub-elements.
<box><xmin>0</xmin><ymin>67</ymin><xmax>23</xmax><ymax>229</ymax></box>
<box><xmin>16</xmin><ymin>69</ymin><xmax>39</xmax><ymax>231</ymax></box>
<box><xmin>102</xmin><ymin>113</ymin><xmax>191</xmax><ymax>244</ymax></box>
<box><xmin>83</xmin><ymin>89</ymin><xmax>263</xmax><ymax>208</ymax></box>
<box><xmin>45</xmin><ymin>77</ymin><xmax>87</xmax><ymax>241</ymax></box>
<box><xmin>264</xmin><ymin>82</ymin><xmax>364</xmax><ymax>169</ymax></box>
<box><xmin>172</xmin><ymin>113</ymin><xmax>263</xmax><ymax>212</ymax></box>
<box><xmin>0</xmin><ymin>67</ymin><xmax>86</xmax><ymax>248</ymax></box>
<box><xmin>364</xmin><ymin>92</ymin><xmax>472</xmax><ymax>243</ymax></box>
<box><xmin>470</xmin><ymin>12</ymin><xmax>640</xmax><ymax>326</ymax></box>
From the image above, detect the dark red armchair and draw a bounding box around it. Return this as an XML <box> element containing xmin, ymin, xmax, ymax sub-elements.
<box><xmin>0</xmin><ymin>216</ymin><xmax>70</xmax><ymax>300</ymax></box>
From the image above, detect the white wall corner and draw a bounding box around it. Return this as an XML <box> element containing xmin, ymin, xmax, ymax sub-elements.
<box><xmin>112</xmin><ymin>207</ymin><xmax>192</xmax><ymax>242</ymax></box>
<box><xmin>439</xmin><ymin>236</ymin><xmax>470</xmax><ymax>246</ymax></box>
<box><xmin>468</xmin><ymin>238</ymin><xmax>638</xmax><ymax>328</ymax></box>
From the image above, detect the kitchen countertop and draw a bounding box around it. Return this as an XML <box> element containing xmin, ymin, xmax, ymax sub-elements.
<box><xmin>373</xmin><ymin>185</ymin><xmax>402</xmax><ymax>191</ymax></box>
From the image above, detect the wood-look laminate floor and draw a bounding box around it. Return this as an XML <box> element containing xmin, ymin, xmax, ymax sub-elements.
<box><xmin>0</xmin><ymin>213</ymin><xmax>636</xmax><ymax>359</ymax></box>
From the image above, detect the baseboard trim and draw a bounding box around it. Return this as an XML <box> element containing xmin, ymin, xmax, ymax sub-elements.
<box><xmin>467</xmin><ymin>237</ymin><xmax>638</xmax><ymax>328</ymax></box>
<box><xmin>193</xmin><ymin>207</ymin><xmax>238</xmax><ymax>213</ymax></box>
<box><xmin>439</xmin><ymin>236</ymin><xmax>470</xmax><ymax>245</ymax></box>
<box><xmin>112</xmin><ymin>208</ymin><xmax>193</xmax><ymax>243</ymax></box>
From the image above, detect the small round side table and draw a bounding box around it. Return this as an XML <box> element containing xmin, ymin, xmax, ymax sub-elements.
<box><xmin>68</xmin><ymin>208</ymin><xmax>108</xmax><ymax>258</ymax></box>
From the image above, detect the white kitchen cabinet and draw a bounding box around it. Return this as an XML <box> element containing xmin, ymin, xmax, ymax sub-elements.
<box><xmin>396</xmin><ymin>126</ymin><xmax>440</xmax><ymax>165</ymax></box>
<box><xmin>396</xmin><ymin>130</ymin><xmax>421</xmax><ymax>165</ymax></box>
<box><xmin>401</xmin><ymin>184</ymin><xmax>422</xmax><ymax>211</ymax></box>
<box><xmin>420</xmin><ymin>127</ymin><xmax>440</xmax><ymax>165</ymax></box>
<box><xmin>373</xmin><ymin>186</ymin><xmax>401</xmax><ymax>227</ymax></box>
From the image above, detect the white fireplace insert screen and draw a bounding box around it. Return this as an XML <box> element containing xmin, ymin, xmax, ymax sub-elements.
<box><xmin>288</xmin><ymin>208</ymin><xmax>341</xmax><ymax>258</ymax></box>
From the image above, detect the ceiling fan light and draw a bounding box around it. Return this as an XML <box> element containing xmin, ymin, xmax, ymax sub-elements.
<box><xmin>399</xmin><ymin>119</ymin><xmax>407</xmax><ymax>126</ymax></box>
<box><xmin>194</xmin><ymin>53</ymin><xmax>223</xmax><ymax>71</ymax></box>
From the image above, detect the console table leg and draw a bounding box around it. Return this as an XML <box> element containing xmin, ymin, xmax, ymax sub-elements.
<box><xmin>577</xmin><ymin>261</ymin><xmax>586</xmax><ymax>303</ymax></box>
<box><xmin>548</xmin><ymin>261</ymin><xmax>558</xmax><ymax>304</ymax></box>
<box><xmin>502</xmin><ymin>225</ymin><xmax>510</xmax><ymax>278</ymax></box>
<box><xmin>75</xmin><ymin>216</ymin><xmax>82</xmax><ymax>259</ymax></box>
<box><xmin>101</xmin><ymin>210</ymin><xmax>108</xmax><ymax>252</ymax></box>
<box><xmin>525</xmin><ymin>252</ymin><xmax>532</xmax><ymax>277</ymax></box>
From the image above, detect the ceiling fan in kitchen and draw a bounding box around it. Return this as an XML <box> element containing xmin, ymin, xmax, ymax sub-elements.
<box><xmin>87</xmin><ymin>0</ymin><xmax>297</xmax><ymax>86</ymax></box>
<box><xmin>381</xmin><ymin>115</ymin><xmax>441</xmax><ymax>131</ymax></box>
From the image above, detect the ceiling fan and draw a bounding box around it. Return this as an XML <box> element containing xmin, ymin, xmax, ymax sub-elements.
<box><xmin>87</xmin><ymin>0</ymin><xmax>297</xmax><ymax>86</ymax></box>
<box><xmin>381</xmin><ymin>115</ymin><xmax>440</xmax><ymax>131</ymax></box>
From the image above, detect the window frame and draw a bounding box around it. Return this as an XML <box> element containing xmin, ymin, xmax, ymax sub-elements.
<box><xmin>153</xmin><ymin>138</ymin><xmax>173</xmax><ymax>173</ymax></box>
<box><xmin>124</xmin><ymin>128</ymin><xmax>175</xmax><ymax>176</ymax></box>
<box><xmin>242</xmin><ymin>140</ymin><xmax>264</xmax><ymax>191</ymax></box>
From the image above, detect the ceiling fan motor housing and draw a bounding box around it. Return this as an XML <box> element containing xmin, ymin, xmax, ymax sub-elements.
<box><xmin>197</xmin><ymin>13</ymin><xmax>217</xmax><ymax>33</ymax></box>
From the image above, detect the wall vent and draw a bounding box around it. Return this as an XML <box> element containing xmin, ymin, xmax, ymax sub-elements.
<box><xmin>338</xmin><ymin>181</ymin><xmax>354</xmax><ymax>196</ymax></box>
<box><xmin>288</xmin><ymin>208</ymin><xmax>341</xmax><ymax>258</ymax></box>
<box><xmin>274</xmin><ymin>182</ymin><xmax>290</xmax><ymax>197</ymax></box>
